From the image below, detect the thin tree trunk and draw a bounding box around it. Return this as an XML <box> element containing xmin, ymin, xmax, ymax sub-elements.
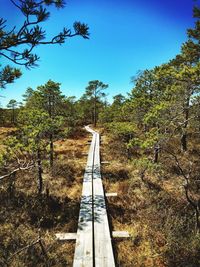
<box><xmin>37</xmin><ymin>148</ymin><xmax>43</xmax><ymax>194</ymax></box>
<box><xmin>181</xmin><ymin>96</ymin><xmax>190</xmax><ymax>152</ymax></box>
<box><xmin>49</xmin><ymin>133</ymin><xmax>53</xmax><ymax>167</ymax></box>
<box><xmin>48</xmin><ymin>93</ymin><xmax>54</xmax><ymax>167</ymax></box>
<box><xmin>154</xmin><ymin>145</ymin><xmax>159</xmax><ymax>163</ymax></box>
<box><xmin>94</xmin><ymin>98</ymin><xmax>96</xmax><ymax>127</ymax></box>
<box><xmin>195</xmin><ymin>208</ymin><xmax>200</xmax><ymax>233</ymax></box>
<box><xmin>181</xmin><ymin>133</ymin><xmax>187</xmax><ymax>151</ymax></box>
<box><xmin>38</xmin><ymin>230</ymin><xmax>48</xmax><ymax>261</ymax></box>
<box><xmin>12</xmin><ymin>108</ymin><xmax>15</xmax><ymax>125</ymax></box>
<box><xmin>184</xmin><ymin>184</ymin><xmax>200</xmax><ymax>232</ymax></box>
<box><xmin>8</xmin><ymin>172</ymin><xmax>16</xmax><ymax>198</ymax></box>
<box><xmin>154</xmin><ymin>125</ymin><xmax>160</xmax><ymax>163</ymax></box>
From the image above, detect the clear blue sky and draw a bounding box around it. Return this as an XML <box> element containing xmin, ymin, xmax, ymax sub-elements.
<box><xmin>0</xmin><ymin>0</ymin><xmax>195</xmax><ymax>107</ymax></box>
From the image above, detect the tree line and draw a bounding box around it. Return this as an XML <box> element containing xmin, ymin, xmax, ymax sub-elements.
<box><xmin>0</xmin><ymin>79</ymin><xmax>108</xmax><ymax>195</ymax></box>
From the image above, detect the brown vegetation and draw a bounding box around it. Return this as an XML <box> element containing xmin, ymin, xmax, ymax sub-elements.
<box><xmin>1</xmin><ymin>125</ymin><xmax>200</xmax><ymax>266</ymax></box>
<box><xmin>101</xmin><ymin>130</ymin><xmax>200</xmax><ymax>267</ymax></box>
<box><xmin>0</xmin><ymin>128</ymin><xmax>89</xmax><ymax>267</ymax></box>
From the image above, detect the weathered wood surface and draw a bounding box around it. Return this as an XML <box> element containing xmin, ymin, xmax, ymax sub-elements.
<box><xmin>73</xmin><ymin>126</ymin><xmax>115</xmax><ymax>267</ymax></box>
<box><xmin>73</xmin><ymin>126</ymin><xmax>95</xmax><ymax>267</ymax></box>
<box><xmin>105</xmin><ymin>193</ymin><xmax>118</xmax><ymax>197</ymax></box>
<box><xmin>55</xmin><ymin>233</ymin><xmax>77</xmax><ymax>240</ymax></box>
<box><xmin>55</xmin><ymin>231</ymin><xmax>129</xmax><ymax>240</ymax></box>
<box><xmin>112</xmin><ymin>231</ymin><xmax>130</xmax><ymax>238</ymax></box>
<box><xmin>93</xmin><ymin>132</ymin><xmax>115</xmax><ymax>267</ymax></box>
<box><xmin>101</xmin><ymin>161</ymin><xmax>110</xmax><ymax>165</ymax></box>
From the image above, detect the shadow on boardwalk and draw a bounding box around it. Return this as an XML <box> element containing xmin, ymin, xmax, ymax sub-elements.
<box><xmin>77</xmin><ymin>193</ymin><xmax>106</xmax><ymax>231</ymax></box>
<box><xmin>77</xmin><ymin>161</ymin><xmax>106</xmax><ymax>231</ymax></box>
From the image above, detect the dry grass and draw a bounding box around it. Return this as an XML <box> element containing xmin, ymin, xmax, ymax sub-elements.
<box><xmin>1</xmin><ymin>125</ymin><xmax>200</xmax><ymax>266</ymax></box>
<box><xmin>0</xmin><ymin>128</ymin><xmax>91</xmax><ymax>266</ymax></box>
<box><xmin>100</xmin><ymin>130</ymin><xmax>200</xmax><ymax>267</ymax></box>
<box><xmin>0</xmin><ymin>127</ymin><xmax>17</xmax><ymax>153</ymax></box>
<box><xmin>0</xmin><ymin>127</ymin><xmax>17</xmax><ymax>136</ymax></box>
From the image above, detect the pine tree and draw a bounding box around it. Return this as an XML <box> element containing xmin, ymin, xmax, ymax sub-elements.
<box><xmin>84</xmin><ymin>80</ymin><xmax>108</xmax><ymax>126</ymax></box>
<box><xmin>0</xmin><ymin>0</ymin><xmax>89</xmax><ymax>88</ymax></box>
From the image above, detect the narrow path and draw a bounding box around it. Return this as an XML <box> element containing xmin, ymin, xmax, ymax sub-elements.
<box><xmin>73</xmin><ymin>126</ymin><xmax>115</xmax><ymax>267</ymax></box>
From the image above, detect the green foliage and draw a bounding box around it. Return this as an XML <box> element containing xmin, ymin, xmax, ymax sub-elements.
<box><xmin>6</xmin><ymin>99</ymin><xmax>19</xmax><ymax>124</ymax></box>
<box><xmin>0</xmin><ymin>0</ymin><xmax>89</xmax><ymax>87</ymax></box>
<box><xmin>85</xmin><ymin>80</ymin><xmax>108</xmax><ymax>97</ymax></box>
<box><xmin>129</xmin><ymin>128</ymin><xmax>159</xmax><ymax>150</ymax></box>
<box><xmin>99</xmin><ymin>94</ymin><xmax>126</xmax><ymax>123</ymax></box>
<box><xmin>83</xmin><ymin>80</ymin><xmax>108</xmax><ymax>126</ymax></box>
<box><xmin>9</xmin><ymin>110</ymin><xmax>49</xmax><ymax>156</ymax></box>
<box><xmin>131</xmin><ymin>156</ymin><xmax>162</xmax><ymax>174</ymax></box>
<box><xmin>105</xmin><ymin>122</ymin><xmax>136</xmax><ymax>146</ymax></box>
<box><xmin>0</xmin><ymin>65</ymin><xmax>21</xmax><ymax>88</ymax></box>
<box><xmin>0</xmin><ymin>153</ymin><xmax>4</xmax><ymax>166</ymax></box>
<box><xmin>5</xmin><ymin>136</ymin><xmax>24</xmax><ymax>155</ymax></box>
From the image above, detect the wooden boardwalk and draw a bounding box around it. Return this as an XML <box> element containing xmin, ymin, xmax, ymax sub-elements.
<box><xmin>73</xmin><ymin>126</ymin><xmax>115</xmax><ymax>267</ymax></box>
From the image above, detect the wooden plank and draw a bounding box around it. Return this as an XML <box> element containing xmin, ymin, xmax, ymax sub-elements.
<box><xmin>101</xmin><ymin>161</ymin><xmax>110</xmax><ymax>165</ymax></box>
<box><xmin>93</xmin><ymin>132</ymin><xmax>116</xmax><ymax>267</ymax></box>
<box><xmin>55</xmin><ymin>233</ymin><xmax>77</xmax><ymax>240</ymax></box>
<box><xmin>112</xmin><ymin>231</ymin><xmax>130</xmax><ymax>238</ymax></box>
<box><xmin>105</xmin><ymin>193</ymin><xmax>118</xmax><ymax>197</ymax></box>
<box><xmin>73</xmin><ymin>128</ymin><xmax>95</xmax><ymax>267</ymax></box>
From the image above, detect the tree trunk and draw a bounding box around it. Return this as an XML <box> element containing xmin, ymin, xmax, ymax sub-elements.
<box><xmin>37</xmin><ymin>148</ymin><xmax>43</xmax><ymax>194</ymax></box>
<box><xmin>154</xmin><ymin>125</ymin><xmax>160</xmax><ymax>163</ymax></box>
<box><xmin>181</xmin><ymin>96</ymin><xmax>190</xmax><ymax>152</ymax></box>
<box><xmin>184</xmin><ymin>184</ymin><xmax>200</xmax><ymax>232</ymax></box>
<box><xmin>154</xmin><ymin>145</ymin><xmax>159</xmax><ymax>163</ymax></box>
<box><xmin>94</xmin><ymin>98</ymin><xmax>97</xmax><ymax>127</ymax></box>
<box><xmin>195</xmin><ymin>208</ymin><xmax>200</xmax><ymax>233</ymax></box>
<box><xmin>49</xmin><ymin>133</ymin><xmax>53</xmax><ymax>167</ymax></box>
<box><xmin>181</xmin><ymin>133</ymin><xmax>187</xmax><ymax>152</ymax></box>
<box><xmin>12</xmin><ymin>108</ymin><xmax>15</xmax><ymax>125</ymax></box>
<box><xmin>8</xmin><ymin>172</ymin><xmax>16</xmax><ymax>198</ymax></box>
